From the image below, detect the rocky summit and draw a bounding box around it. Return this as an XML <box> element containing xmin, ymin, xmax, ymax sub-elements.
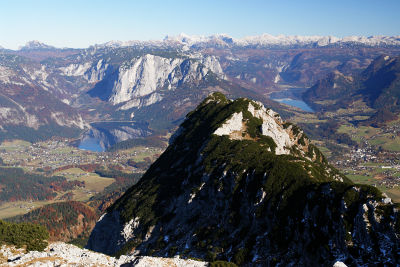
<box><xmin>87</xmin><ymin>93</ymin><xmax>400</xmax><ymax>266</ymax></box>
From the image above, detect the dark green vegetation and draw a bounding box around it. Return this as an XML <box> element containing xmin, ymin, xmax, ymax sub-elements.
<box><xmin>210</xmin><ymin>261</ymin><xmax>238</xmax><ymax>267</ymax></box>
<box><xmin>0</xmin><ymin>220</ymin><xmax>48</xmax><ymax>251</ymax></box>
<box><xmin>88</xmin><ymin>93</ymin><xmax>399</xmax><ymax>265</ymax></box>
<box><xmin>8</xmin><ymin>201</ymin><xmax>97</xmax><ymax>243</ymax></box>
<box><xmin>0</xmin><ymin>167</ymin><xmax>84</xmax><ymax>202</ymax></box>
<box><xmin>362</xmin><ymin>56</ymin><xmax>400</xmax><ymax>111</ymax></box>
<box><xmin>110</xmin><ymin>93</ymin><xmax>344</xmax><ymax>224</ymax></box>
<box><xmin>297</xmin><ymin>55</ymin><xmax>400</xmax><ymax>200</ymax></box>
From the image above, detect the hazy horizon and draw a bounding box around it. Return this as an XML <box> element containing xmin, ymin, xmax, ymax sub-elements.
<box><xmin>1</xmin><ymin>0</ymin><xmax>400</xmax><ymax>49</ymax></box>
<box><xmin>3</xmin><ymin>32</ymin><xmax>400</xmax><ymax>50</ymax></box>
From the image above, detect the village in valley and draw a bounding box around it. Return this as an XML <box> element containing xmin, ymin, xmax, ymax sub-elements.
<box><xmin>0</xmin><ymin>138</ymin><xmax>164</xmax><ymax>219</ymax></box>
<box><xmin>0</xmin><ymin>138</ymin><xmax>162</xmax><ymax>172</ymax></box>
<box><xmin>329</xmin><ymin>126</ymin><xmax>400</xmax><ymax>202</ymax></box>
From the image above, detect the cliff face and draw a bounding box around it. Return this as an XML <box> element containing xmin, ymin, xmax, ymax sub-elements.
<box><xmin>87</xmin><ymin>93</ymin><xmax>400</xmax><ymax>266</ymax></box>
<box><xmin>87</xmin><ymin>54</ymin><xmax>225</xmax><ymax>109</ymax></box>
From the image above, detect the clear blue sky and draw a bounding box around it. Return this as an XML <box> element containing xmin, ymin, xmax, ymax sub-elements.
<box><xmin>1</xmin><ymin>0</ymin><xmax>399</xmax><ymax>49</ymax></box>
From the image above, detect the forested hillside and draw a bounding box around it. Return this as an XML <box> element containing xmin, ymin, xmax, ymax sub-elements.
<box><xmin>0</xmin><ymin>167</ymin><xmax>84</xmax><ymax>202</ymax></box>
<box><xmin>9</xmin><ymin>201</ymin><xmax>97</xmax><ymax>243</ymax></box>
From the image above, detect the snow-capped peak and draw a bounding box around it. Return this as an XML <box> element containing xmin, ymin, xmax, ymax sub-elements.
<box><xmin>96</xmin><ymin>33</ymin><xmax>400</xmax><ymax>49</ymax></box>
<box><xmin>19</xmin><ymin>40</ymin><xmax>56</xmax><ymax>50</ymax></box>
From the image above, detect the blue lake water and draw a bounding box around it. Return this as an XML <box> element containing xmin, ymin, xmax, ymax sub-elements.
<box><xmin>272</xmin><ymin>98</ymin><xmax>314</xmax><ymax>112</ymax></box>
<box><xmin>78</xmin><ymin>138</ymin><xmax>105</xmax><ymax>152</ymax></box>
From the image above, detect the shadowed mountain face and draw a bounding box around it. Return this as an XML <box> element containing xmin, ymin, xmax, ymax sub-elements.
<box><xmin>303</xmin><ymin>55</ymin><xmax>400</xmax><ymax>113</ymax></box>
<box><xmin>87</xmin><ymin>93</ymin><xmax>400</xmax><ymax>266</ymax></box>
<box><xmin>362</xmin><ymin>56</ymin><xmax>400</xmax><ymax>110</ymax></box>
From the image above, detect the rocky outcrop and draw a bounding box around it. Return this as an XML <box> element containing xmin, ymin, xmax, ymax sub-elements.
<box><xmin>110</xmin><ymin>54</ymin><xmax>224</xmax><ymax>106</ymax></box>
<box><xmin>213</xmin><ymin>100</ymin><xmax>313</xmax><ymax>156</ymax></box>
<box><xmin>86</xmin><ymin>210</ymin><xmax>137</xmax><ymax>255</ymax></box>
<box><xmin>1</xmin><ymin>242</ymin><xmax>207</xmax><ymax>266</ymax></box>
<box><xmin>60</xmin><ymin>59</ymin><xmax>113</xmax><ymax>84</ymax></box>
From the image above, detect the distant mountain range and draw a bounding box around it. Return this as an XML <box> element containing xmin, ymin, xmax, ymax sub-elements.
<box><xmin>4</xmin><ymin>33</ymin><xmax>400</xmax><ymax>51</ymax></box>
<box><xmin>19</xmin><ymin>40</ymin><xmax>57</xmax><ymax>50</ymax></box>
<box><xmin>162</xmin><ymin>33</ymin><xmax>400</xmax><ymax>48</ymax></box>
<box><xmin>0</xmin><ymin>35</ymin><xmax>400</xmax><ymax>144</ymax></box>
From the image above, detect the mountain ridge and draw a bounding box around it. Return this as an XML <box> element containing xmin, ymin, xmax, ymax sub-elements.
<box><xmin>19</xmin><ymin>40</ymin><xmax>57</xmax><ymax>51</ymax></box>
<box><xmin>3</xmin><ymin>33</ymin><xmax>400</xmax><ymax>51</ymax></box>
<box><xmin>1</xmin><ymin>37</ymin><xmax>399</xmax><ymax>144</ymax></box>
<box><xmin>87</xmin><ymin>93</ymin><xmax>399</xmax><ymax>265</ymax></box>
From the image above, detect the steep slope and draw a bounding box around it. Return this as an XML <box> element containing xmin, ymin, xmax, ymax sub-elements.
<box><xmin>302</xmin><ymin>70</ymin><xmax>360</xmax><ymax>111</ymax></box>
<box><xmin>361</xmin><ymin>55</ymin><xmax>400</xmax><ymax>110</ymax></box>
<box><xmin>87</xmin><ymin>93</ymin><xmax>400</xmax><ymax>266</ymax></box>
<box><xmin>86</xmin><ymin>53</ymin><xmax>225</xmax><ymax>108</ymax></box>
<box><xmin>303</xmin><ymin>55</ymin><xmax>400</xmax><ymax>113</ymax></box>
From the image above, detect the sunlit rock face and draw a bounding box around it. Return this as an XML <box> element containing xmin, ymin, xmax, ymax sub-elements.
<box><xmin>107</xmin><ymin>54</ymin><xmax>225</xmax><ymax>107</ymax></box>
